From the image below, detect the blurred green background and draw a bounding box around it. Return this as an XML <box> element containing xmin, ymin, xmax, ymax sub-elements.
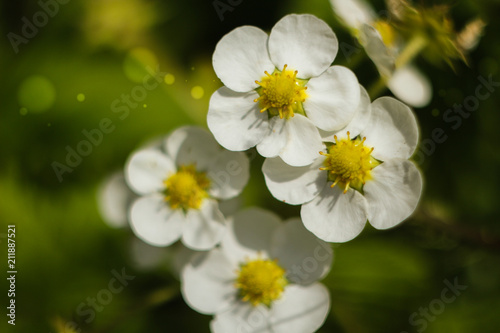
<box><xmin>1</xmin><ymin>0</ymin><xmax>500</xmax><ymax>332</ymax></box>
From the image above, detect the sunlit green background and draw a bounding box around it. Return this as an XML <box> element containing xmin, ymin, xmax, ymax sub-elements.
<box><xmin>1</xmin><ymin>0</ymin><xmax>500</xmax><ymax>332</ymax></box>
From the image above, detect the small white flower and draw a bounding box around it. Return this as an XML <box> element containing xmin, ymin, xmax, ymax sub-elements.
<box><xmin>263</xmin><ymin>96</ymin><xmax>423</xmax><ymax>242</ymax></box>
<box><xmin>125</xmin><ymin>126</ymin><xmax>250</xmax><ymax>251</ymax></box>
<box><xmin>208</xmin><ymin>14</ymin><xmax>360</xmax><ymax>167</ymax></box>
<box><xmin>181</xmin><ymin>207</ymin><xmax>332</xmax><ymax>333</ymax></box>
<box><xmin>330</xmin><ymin>0</ymin><xmax>432</xmax><ymax>107</ymax></box>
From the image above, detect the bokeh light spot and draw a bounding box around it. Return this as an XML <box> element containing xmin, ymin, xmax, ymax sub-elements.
<box><xmin>18</xmin><ymin>75</ymin><xmax>56</xmax><ymax>113</ymax></box>
<box><xmin>19</xmin><ymin>108</ymin><xmax>28</xmax><ymax>116</ymax></box>
<box><xmin>77</xmin><ymin>93</ymin><xmax>86</xmax><ymax>102</ymax></box>
<box><xmin>191</xmin><ymin>86</ymin><xmax>204</xmax><ymax>100</ymax></box>
<box><xmin>164</xmin><ymin>74</ymin><xmax>175</xmax><ymax>85</ymax></box>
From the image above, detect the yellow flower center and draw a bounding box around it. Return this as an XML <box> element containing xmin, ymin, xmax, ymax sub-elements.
<box><xmin>163</xmin><ymin>165</ymin><xmax>210</xmax><ymax>210</ymax></box>
<box><xmin>254</xmin><ymin>65</ymin><xmax>308</xmax><ymax>119</ymax></box>
<box><xmin>374</xmin><ymin>20</ymin><xmax>396</xmax><ymax>47</ymax></box>
<box><xmin>235</xmin><ymin>258</ymin><xmax>288</xmax><ymax>307</ymax></box>
<box><xmin>320</xmin><ymin>132</ymin><xmax>380</xmax><ymax>193</ymax></box>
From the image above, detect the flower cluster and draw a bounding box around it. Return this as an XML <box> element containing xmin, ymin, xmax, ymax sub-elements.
<box><xmin>98</xmin><ymin>13</ymin><xmax>429</xmax><ymax>333</ymax></box>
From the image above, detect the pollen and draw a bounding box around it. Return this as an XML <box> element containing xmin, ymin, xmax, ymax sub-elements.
<box><xmin>163</xmin><ymin>165</ymin><xmax>210</xmax><ymax>210</ymax></box>
<box><xmin>320</xmin><ymin>132</ymin><xmax>380</xmax><ymax>193</ymax></box>
<box><xmin>235</xmin><ymin>258</ymin><xmax>288</xmax><ymax>307</ymax></box>
<box><xmin>254</xmin><ymin>65</ymin><xmax>308</xmax><ymax>119</ymax></box>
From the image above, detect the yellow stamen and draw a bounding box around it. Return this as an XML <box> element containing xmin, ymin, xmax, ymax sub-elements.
<box><xmin>235</xmin><ymin>258</ymin><xmax>288</xmax><ymax>307</ymax></box>
<box><xmin>322</xmin><ymin>133</ymin><xmax>380</xmax><ymax>193</ymax></box>
<box><xmin>254</xmin><ymin>65</ymin><xmax>308</xmax><ymax>119</ymax></box>
<box><xmin>163</xmin><ymin>165</ymin><xmax>210</xmax><ymax>210</ymax></box>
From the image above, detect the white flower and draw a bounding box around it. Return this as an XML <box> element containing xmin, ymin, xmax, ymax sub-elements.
<box><xmin>263</xmin><ymin>96</ymin><xmax>423</xmax><ymax>242</ymax></box>
<box><xmin>330</xmin><ymin>0</ymin><xmax>432</xmax><ymax>107</ymax></box>
<box><xmin>125</xmin><ymin>126</ymin><xmax>250</xmax><ymax>250</ymax></box>
<box><xmin>208</xmin><ymin>14</ymin><xmax>360</xmax><ymax>167</ymax></box>
<box><xmin>181</xmin><ymin>207</ymin><xmax>332</xmax><ymax>333</ymax></box>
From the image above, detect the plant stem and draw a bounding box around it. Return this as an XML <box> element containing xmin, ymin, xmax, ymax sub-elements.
<box><xmin>395</xmin><ymin>33</ymin><xmax>428</xmax><ymax>69</ymax></box>
<box><xmin>367</xmin><ymin>34</ymin><xmax>428</xmax><ymax>100</ymax></box>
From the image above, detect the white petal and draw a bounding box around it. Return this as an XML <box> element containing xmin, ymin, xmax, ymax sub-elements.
<box><xmin>97</xmin><ymin>172</ymin><xmax>136</xmax><ymax>228</ymax></box>
<box><xmin>213</xmin><ymin>26</ymin><xmax>275</xmax><ymax>93</ymax></box>
<box><xmin>208</xmin><ymin>87</ymin><xmax>269</xmax><ymax>151</ymax></box>
<box><xmin>182</xmin><ymin>199</ymin><xmax>226</xmax><ymax>251</ymax></box>
<box><xmin>304</xmin><ymin>66</ymin><xmax>360</xmax><ymax>131</ymax></box>
<box><xmin>125</xmin><ymin>150</ymin><xmax>175</xmax><ymax>195</ymax></box>
<box><xmin>301</xmin><ymin>185</ymin><xmax>368</xmax><ymax>242</ymax></box>
<box><xmin>181</xmin><ymin>249</ymin><xmax>237</xmax><ymax>315</ymax></box>
<box><xmin>320</xmin><ymin>84</ymin><xmax>371</xmax><ymax>141</ymax></box>
<box><xmin>221</xmin><ymin>208</ymin><xmax>282</xmax><ymax>265</ymax></box>
<box><xmin>330</xmin><ymin>0</ymin><xmax>376</xmax><ymax>29</ymax></box>
<box><xmin>388</xmin><ymin>65</ymin><xmax>432</xmax><ymax>108</ymax></box>
<box><xmin>271</xmin><ymin>218</ymin><xmax>333</xmax><ymax>285</ymax></box>
<box><xmin>211</xmin><ymin>303</ymin><xmax>272</xmax><ymax>333</ymax></box>
<box><xmin>256</xmin><ymin>116</ymin><xmax>287</xmax><ymax>158</ymax></box>
<box><xmin>361</xmin><ymin>96</ymin><xmax>419</xmax><ymax>160</ymax></box>
<box><xmin>262</xmin><ymin>156</ymin><xmax>326</xmax><ymax>205</ymax></box>
<box><xmin>269</xmin><ymin>14</ymin><xmax>338</xmax><ymax>78</ymax></box>
<box><xmin>360</xmin><ymin>24</ymin><xmax>395</xmax><ymax>78</ymax></box>
<box><xmin>271</xmin><ymin>284</ymin><xmax>330</xmax><ymax>333</ymax></box>
<box><xmin>364</xmin><ymin>159</ymin><xmax>423</xmax><ymax>229</ymax></box>
<box><xmin>279</xmin><ymin>114</ymin><xmax>324</xmax><ymax>167</ymax></box>
<box><xmin>164</xmin><ymin>126</ymin><xmax>220</xmax><ymax>171</ymax></box>
<box><xmin>207</xmin><ymin>150</ymin><xmax>250</xmax><ymax>200</ymax></box>
<box><xmin>129</xmin><ymin>194</ymin><xmax>183</xmax><ymax>247</ymax></box>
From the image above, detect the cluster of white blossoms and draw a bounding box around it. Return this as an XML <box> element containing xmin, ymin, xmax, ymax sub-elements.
<box><xmin>99</xmin><ymin>13</ymin><xmax>425</xmax><ymax>333</ymax></box>
<box><xmin>203</xmin><ymin>13</ymin><xmax>422</xmax><ymax>331</ymax></box>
